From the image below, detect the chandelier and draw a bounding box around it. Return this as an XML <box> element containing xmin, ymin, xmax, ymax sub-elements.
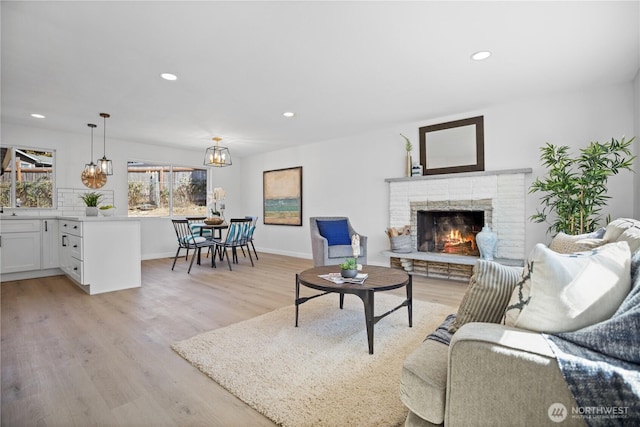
<box><xmin>204</xmin><ymin>137</ymin><xmax>232</xmax><ymax>167</ymax></box>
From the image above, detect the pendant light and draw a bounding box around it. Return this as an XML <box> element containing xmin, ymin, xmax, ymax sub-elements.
<box><xmin>97</xmin><ymin>112</ymin><xmax>113</xmax><ymax>175</ymax></box>
<box><xmin>204</xmin><ymin>137</ymin><xmax>232</xmax><ymax>167</ymax></box>
<box><xmin>84</xmin><ymin>123</ymin><xmax>98</xmax><ymax>177</ymax></box>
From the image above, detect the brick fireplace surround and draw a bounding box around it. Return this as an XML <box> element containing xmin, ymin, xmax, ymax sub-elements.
<box><xmin>385</xmin><ymin>169</ymin><xmax>531</xmax><ymax>279</ymax></box>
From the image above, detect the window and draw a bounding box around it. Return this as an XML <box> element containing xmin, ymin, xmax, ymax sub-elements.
<box><xmin>0</xmin><ymin>146</ymin><xmax>55</xmax><ymax>208</ymax></box>
<box><xmin>127</xmin><ymin>161</ymin><xmax>207</xmax><ymax>217</ymax></box>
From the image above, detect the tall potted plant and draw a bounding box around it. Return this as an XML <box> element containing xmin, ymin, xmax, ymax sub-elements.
<box><xmin>529</xmin><ymin>136</ymin><xmax>636</xmax><ymax>235</ymax></box>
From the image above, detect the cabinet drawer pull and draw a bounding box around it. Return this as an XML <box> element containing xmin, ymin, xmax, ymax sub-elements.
<box><xmin>73</xmin><ymin>225</ymin><xmax>78</xmax><ymax>229</ymax></box>
<box><xmin>62</xmin><ymin>235</ymin><xmax>68</xmax><ymax>247</ymax></box>
<box><xmin>45</xmin><ymin>221</ymin><xmax>48</xmax><ymax>232</ymax></box>
<box><xmin>73</xmin><ymin>267</ymin><xmax>78</xmax><ymax>271</ymax></box>
<box><xmin>73</xmin><ymin>244</ymin><xmax>78</xmax><ymax>248</ymax></box>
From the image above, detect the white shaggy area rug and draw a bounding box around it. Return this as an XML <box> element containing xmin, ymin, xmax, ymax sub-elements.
<box><xmin>172</xmin><ymin>293</ymin><xmax>454</xmax><ymax>427</ymax></box>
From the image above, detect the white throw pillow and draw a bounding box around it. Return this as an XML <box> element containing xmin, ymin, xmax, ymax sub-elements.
<box><xmin>503</xmin><ymin>241</ymin><xmax>631</xmax><ymax>333</ymax></box>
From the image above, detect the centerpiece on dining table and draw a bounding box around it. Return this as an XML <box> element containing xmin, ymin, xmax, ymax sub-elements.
<box><xmin>205</xmin><ymin>187</ymin><xmax>226</xmax><ymax>225</ymax></box>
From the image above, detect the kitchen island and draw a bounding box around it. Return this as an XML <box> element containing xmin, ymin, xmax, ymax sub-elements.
<box><xmin>2</xmin><ymin>215</ymin><xmax>141</xmax><ymax>295</ymax></box>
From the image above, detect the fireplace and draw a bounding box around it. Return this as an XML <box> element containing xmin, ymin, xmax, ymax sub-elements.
<box><xmin>417</xmin><ymin>210</ymin><xmax>484</xmax><ymax>256</ymax></box>
<box><xmin>386</xmin><ymin>170</ymin><xmax>530</xmax><ymax>279</ymax></box>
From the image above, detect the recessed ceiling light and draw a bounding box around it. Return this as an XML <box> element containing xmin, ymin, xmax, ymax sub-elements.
<box><xmin>160</xmin><ymin>73</ymin><xmax>178</xmax><ymax>81</ymax></box>
<box><xmin>471</xmin><ymin>51</ymin><xmax>492</xmax><ymax>61</ymax></box>
<box><xmin>30</xmin><ymin>113</ymin><xmax>45</xmax><ymax>119</ymax></box>
<box><xmin>283</xmin><ymin>112</ymin><xmax>295</xmax><ymax>118</ymax></box>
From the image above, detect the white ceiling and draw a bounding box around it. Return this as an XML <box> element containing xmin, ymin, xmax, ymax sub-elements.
<box><xmin>2</xmin><ymin>1</ymin><xmax>639</xmax><ymax>158</ymax></box>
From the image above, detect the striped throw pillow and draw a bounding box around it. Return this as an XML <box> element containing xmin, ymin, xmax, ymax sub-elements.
<box><xmin>449</xmin><ymin>260</ymin><xmax>524</xmax><ymax>333</ymax></box>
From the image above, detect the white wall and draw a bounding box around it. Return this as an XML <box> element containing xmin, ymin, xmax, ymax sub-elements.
<box><xmin>242</xmin><ymin>82</ymin><xmax>637</xmax><ymax>265</ymax></box>
<box><xmin>2</xmin><ymin>81</ymin><xmax>636</xmax><ymax>264</ymax></box>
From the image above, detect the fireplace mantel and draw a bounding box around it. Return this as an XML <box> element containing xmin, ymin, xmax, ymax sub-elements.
<box><xmin>384</xmin><ymin>168</ymin><xmax>532</xmax><ymax>183</ymax></box>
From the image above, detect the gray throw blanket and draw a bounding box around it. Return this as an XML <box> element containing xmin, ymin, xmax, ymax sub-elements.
<box><xmin>544</xmin><ymin>250</ymin><xmax>640</xmax><ymax>426</ymax></box>
<box><xmin>425</xmin><ymin>313</ymin><xmax>456</xmax><ymax>345</ymax></box>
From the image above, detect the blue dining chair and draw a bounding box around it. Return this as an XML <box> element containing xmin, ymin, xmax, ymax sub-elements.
<box><xmin>212</xmin><ymin>218</ymin><xmax>254</xmax><ymax>271</ymax></box>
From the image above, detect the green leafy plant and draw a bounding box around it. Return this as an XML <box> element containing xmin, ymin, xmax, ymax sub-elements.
<box><xmin>400</xmin><ymin>133</ymin><xmax>412</xmax><ymax>152</ymax></box>
<box><xmin>339</xmin><ymin>257</ymin><xmax>358</xmax><ymax>270</ymax></box>
<box><xmin>529</xmin><ymin>136</ymin><xmax>636</xmax><ymax>235</ymax></box>
<box><xmin>99</xmin><ymin>205</ymin><xmax>114</xmax><ymax>210</ymax></box>
<box><xmin>80</xmin><ymin>192</ymin><xmax>103</xmax><ymax>207</ymax></box>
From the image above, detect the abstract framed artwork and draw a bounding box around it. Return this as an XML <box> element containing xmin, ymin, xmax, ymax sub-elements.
<box><xmin>263</xmin><ymin>166</ymin><xmax>302</xmax><ymax>226</ymax></box>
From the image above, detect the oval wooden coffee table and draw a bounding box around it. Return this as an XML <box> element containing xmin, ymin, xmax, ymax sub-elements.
<box><xmin>295</xmin><ymin>265</ymin><xmax>412</xmax><ymax>354</ymax></box>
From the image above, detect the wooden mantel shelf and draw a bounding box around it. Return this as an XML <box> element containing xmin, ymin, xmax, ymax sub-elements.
<box><xmin>384</xmin><ymin>168</ymin><xmax>532</xmax><ymax>183</ymax></box>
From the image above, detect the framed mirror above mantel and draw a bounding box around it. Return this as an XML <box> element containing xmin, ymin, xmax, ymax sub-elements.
<box><xmin>419</xmin><ymin>116</ymin><xmax>484</xmax><ymax>175</ymax></box>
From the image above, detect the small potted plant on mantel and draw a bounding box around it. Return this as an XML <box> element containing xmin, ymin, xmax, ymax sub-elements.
<box><xmin>80</xmin><ymin>192</ymin><xmax>103</xmax><ymax>216</ymax></box>
<box><xmin>339</xmin><ymin>257</ymin><xmax>358</xmax><ymax>278</ymax></box>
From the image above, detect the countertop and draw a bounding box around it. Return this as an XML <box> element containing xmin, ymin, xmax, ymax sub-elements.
<box><xmin>1</xmin><ymin>214</ymin><xmax>140</xmax><ymax>222</ymax></box>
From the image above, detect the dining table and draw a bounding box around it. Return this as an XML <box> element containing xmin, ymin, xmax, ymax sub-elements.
<box><xmin>191</xmin><ymin>222</ymin><xmax>229</xmax><ymax>265</ymax></box>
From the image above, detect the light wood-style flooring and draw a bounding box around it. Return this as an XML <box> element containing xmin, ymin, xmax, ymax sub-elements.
<box><xmin>1</xmin><ymin>252</ymin><xmax>467</xmax><ymax>426</ymax></box>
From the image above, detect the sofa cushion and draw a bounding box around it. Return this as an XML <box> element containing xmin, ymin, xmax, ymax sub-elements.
<box><xmin>549</xmin><ymin>229</ymin><xmax>606</xmax><ymax>253</ymax></box>
<box><xmin>400</xmin><ymin>339</ymin><xmax>449</xmax><ymax>424</ymax></box>
<box><xmin>316</xmin><ymin>219</ymin><xmax>351</xmax><ymax>246</ymax></box>
<box><xmin>603</xmin><ymin>218</ymin><xmax>640</xmax><ymax>253</ymax></box>
<box><xmin>449</xmin><ymin>260</ymin><xmax>523</xmax><ymax>333</ymax></box>
<box><xmin>504</xmin><ymin>242</ymin><xmax>631</xmax><ymax>333</ymax></box>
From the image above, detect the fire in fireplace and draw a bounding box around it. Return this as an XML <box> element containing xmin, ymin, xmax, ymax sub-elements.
<box><xmin>417</xmin><ymin>211</ymin><xmax>484</xmax><ymax>256</ymax></box>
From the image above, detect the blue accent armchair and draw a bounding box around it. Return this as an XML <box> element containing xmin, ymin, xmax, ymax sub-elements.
<box><xmin>309</xmin><ymin>216</ymin><xmax>367</xmax><ymax>267</ymax></box>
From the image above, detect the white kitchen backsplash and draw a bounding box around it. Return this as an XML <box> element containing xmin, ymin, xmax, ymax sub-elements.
<box><xmin>57</xmin><ymin>188</ymin><xmax>115</xmax><ymax>216</ymax></box>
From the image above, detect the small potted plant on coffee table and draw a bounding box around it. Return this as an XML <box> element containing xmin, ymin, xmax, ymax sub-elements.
<box><xmin>340</xmin><ymin>257</ymin><xmax>358</xmax><ymax>278</ymax></box>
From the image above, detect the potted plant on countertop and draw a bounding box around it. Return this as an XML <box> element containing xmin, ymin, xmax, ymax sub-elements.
<box><xmin>339</xmin><ymin>257</ymin><xmax>358</xmax><ymax>278</ymax></box>
<box><xmin>80</xmin><ymin>192</ymin><xmax>102</xmax><ymax>216</ymax></box>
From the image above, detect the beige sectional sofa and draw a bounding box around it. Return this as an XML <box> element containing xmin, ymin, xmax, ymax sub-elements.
<box><xmin>400</xmin><ymin>218</ymin><xmax>640</xmax><ymax>426</ymax></box>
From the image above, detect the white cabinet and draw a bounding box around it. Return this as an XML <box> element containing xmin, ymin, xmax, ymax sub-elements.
<box><xmin>41</xmin><ymin>219</ymin><xmax>59</xmax><ymax>269</ymax></box>
<box><xmin>59</xmin><ymin>218</ymin><xmax>141</xmax><ymax>295</ymax></box>
<box><xmin>59</xmin><ymin>219</ymin><xmax>83</xmax><ymax>284</ymax></box>
<box><xmin>0</xmin><ymin>219</ymin><xmax>42</xmax><ymax>273</ymax></box>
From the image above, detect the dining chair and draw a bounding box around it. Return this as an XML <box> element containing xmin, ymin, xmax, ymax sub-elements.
<box><xmin>171</xmin><ymin>219</ymin><xmax>217</xmax><ymax>273</ymax></box>
<box><xmin>186</xmin><ymin>216</ymin><xmax>213</xmax><ymax>237</ymax></box>
<box><xmin>186</xmin><ymin>215</ymin><xmax>216</xmax><ymax>258</ymax></box>
<box><xmin>244</xmin><ymin>215</ymin><xmax>259</xmax><ymax>260</ymax></box>
<box><xmin>211</xmin><ymin>218</ymin><xmax>254</xmax><ymax>271</ymax></box>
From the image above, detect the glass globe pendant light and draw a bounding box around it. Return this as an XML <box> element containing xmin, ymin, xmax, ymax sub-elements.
<box><xmin>84</xmin><ymin>123</ymin><xmax>98</xmax><ymax>177</ymax></box>
<box><xmin>97</xmin><ymin>112</ymin><xmax>113</xmax><ymax>175</ymax></box>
